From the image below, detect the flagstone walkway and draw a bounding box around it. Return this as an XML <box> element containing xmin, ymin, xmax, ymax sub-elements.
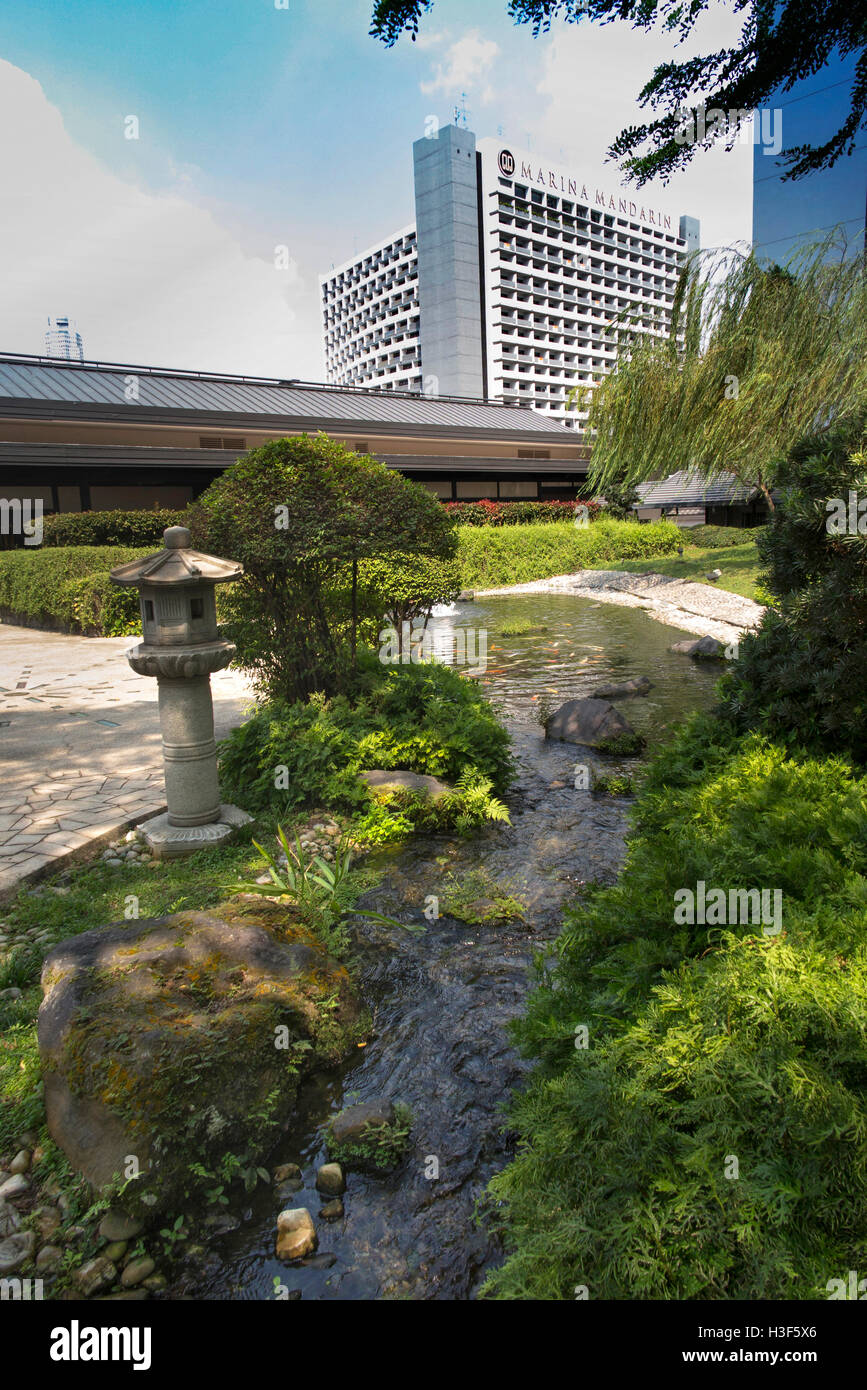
<box><xmin>0</xmin><ymin>623</ymin><xmax>252</xmax><ymax>899</ymax></box>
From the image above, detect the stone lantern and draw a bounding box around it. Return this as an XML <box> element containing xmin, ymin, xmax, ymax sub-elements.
<box><xmin>110</xmin><ymin>526</ymin><xmax>252</xmax><ymax>858</ymax></box>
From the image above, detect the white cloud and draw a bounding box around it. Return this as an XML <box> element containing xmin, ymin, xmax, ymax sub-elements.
<box><xmin>421</xmin><ymin>31</ymin><xmax>500</xmax><ymax>105</ymax></box>
<box><xmin>0</xmin><ymin>60</ymin><xmax>321</xmax><ymax>376</ymax></box>
<box><xmin>531</xmin><ymin>8</ymin><xmax>753</xmax><ymax>251</ymax></box>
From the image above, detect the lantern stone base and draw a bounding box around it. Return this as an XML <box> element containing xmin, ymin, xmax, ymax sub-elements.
<box><xmin>137</xmin><ymin>804</ymin><xmax>253</xmax><ymax>860</ymax></box>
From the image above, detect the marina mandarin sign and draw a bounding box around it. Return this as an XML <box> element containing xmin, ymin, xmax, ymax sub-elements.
<box><xmin>496</xmin><ymin>147</ymin><xmax>674</xmax><ymax>231</ymax></box>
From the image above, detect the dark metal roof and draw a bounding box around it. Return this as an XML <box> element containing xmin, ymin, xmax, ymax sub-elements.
<box><xmin>0</xmin><ymin>354</ymin><xmax>577</xmax><ymax>441</ymax></box>
<box><xmin>636</xmin><ymin>470</ymin><xmax>760</xmax><ymax>507</ymax></box>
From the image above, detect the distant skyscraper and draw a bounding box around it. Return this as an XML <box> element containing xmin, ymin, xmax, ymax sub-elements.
<box><xmin>45</xmin><ymin>316</ymin><xmax>84</xmax><ymax>361</ymax></box>
<box><xmin>753</xmin><ymin>50</ymin><xmax>867</xmax><ymax>263</ymax></box>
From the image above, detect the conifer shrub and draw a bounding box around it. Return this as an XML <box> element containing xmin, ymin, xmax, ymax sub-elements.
<box><xmin>483</xmin><ymin>716</ymin><xmax>867</xmax><ymax>1300</ymax></box>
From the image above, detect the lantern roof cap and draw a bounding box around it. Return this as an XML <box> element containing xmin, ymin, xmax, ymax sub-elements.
<box><xmin>110</xmin><ymin>527</ymin><xmax>243</xmax><ymax>587</ymax></box>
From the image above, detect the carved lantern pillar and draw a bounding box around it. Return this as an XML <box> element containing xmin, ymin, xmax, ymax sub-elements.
<box><xmin>110</xmin><ymin>526</ymin><xmax>251</xmax><ymax>858</ymax></box>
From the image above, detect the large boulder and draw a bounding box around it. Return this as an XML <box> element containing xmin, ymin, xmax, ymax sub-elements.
<box><xmin>38</xmin><ymin>900</ymin><xmax>361</xmax><ymax>1218</ymax></box>
<box><xmin>545</xmin><ymin>698</ymin><xmax>643</xmax><ymax>753</ymax></box>
<box><xmin>360</xmin><ymin>770</ymin><xmax>451</xmax><ymax>800</ymax></box>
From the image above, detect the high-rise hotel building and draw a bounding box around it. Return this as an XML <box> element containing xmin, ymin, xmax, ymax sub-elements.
<box><xmin>321</xmin><ymin>126</ymin><xmax>699</xmax><ymax>442</ymax></box>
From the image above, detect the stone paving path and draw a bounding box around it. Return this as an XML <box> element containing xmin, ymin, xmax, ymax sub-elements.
<box><xmin>477</xmin><ymin>569</ymin><xmax>765</xmax><ymax>647</ymax></box>
<box><xmin>0</xmin><ymin>623</ymin><xmax>252</xmax><ymax>899</ymax></box>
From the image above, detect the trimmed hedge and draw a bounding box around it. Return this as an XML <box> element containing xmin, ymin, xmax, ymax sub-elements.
<box><xmin>457</xmin><ymin>517</ymin><xmax>680</xmax><ymax>588</ymax></box>
<box><xmin>0</xmin><ymin>546</ymin><xmax>148</xmax><ymax>635</ymax></box>
<box><xmin>41</xmin><ymin>508</ymin><xmax>186</xmax><ymax>548</ymax></box>
<box><xmin>686</xmin><ymin>523</ymin><xmax>767</xmax><ymax>549</ymax></box>
<box><xmin>444</xmin><ymin>499</ymin><xmax>601</xmax><ymax>526</ymax></box>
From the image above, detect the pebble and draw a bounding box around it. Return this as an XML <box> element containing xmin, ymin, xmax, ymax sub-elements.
<box><xmin>103</xmin><ymin>1240</ymin><xmax>128</xmax><ymax>1262</ymax></box>
<box><xmin>8</xmin><ymin>1149</ymin><xmax>31</xmax><ymax>1174</ymax></box>
<box><xmin>272</xmin><ymin>1162</ymin><xmax>302</xmax><ymax>1183</ymax></box>
<box><xmin>98</xmin><ymin>1210</ymin><xmax>144</xmax><ymax>1242</ymax></box>
<box><xmin>0</xmin><ymin>988</ymin><xmax>22</xmax><ymax>1001</ymax></box>
<box><xmin>0</xmin><ymin>1229</ymin><xmax>35</xmax><ymax>1275</ymax></box>
<box><xmin>35</xmin><ymin>1207</ymin><xmax>62</xmax><ymax>1239</ymax></box>
<box><xmin>75</xmin><ymin>1256</ymin><xmax>117</xmax><ymax>1296</ymax></box>
<box><xmin>315</xmin><ymin>1162</ymin><xmax>345</xmax><ymax>1196</ymax></box>
<box><xmin>276</xmin><ymin>1208</ymin><xmax>316</xmax><ymax>1261</ymax></box>
<box><xmin>121</xmin><ymin>1256</ymin><xmax>155</xmax><ymax>1288</ymax></box>
<box><xmin>36</xmin><ymin>1243</ymin><xmax>63</xmax><ymax>1272</ymax></box>
<box><xmin>275</xmin><ymin>1178</ymin><xmax>303</xmax><ymax>1200</ymax></box>
<box><xmin>0</xmin><ymin>1174</ymin><xmax>29</xmax><ymax>1200</ymax></box>
<box><xmin>319</xmin><ymin>1198</ymin><xmax>344</xmax><ymax>1221</ymax></box>
<box><xmin>0</xmin><ymin>1199</ymin><xmax>21</xmax><ymax>1237</ymax></box>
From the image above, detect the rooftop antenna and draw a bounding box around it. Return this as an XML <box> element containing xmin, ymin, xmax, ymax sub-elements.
<box><xmin>454</xmin><ymin>92</ymin><xmax>470</xmax><ymax>128</ymax></box>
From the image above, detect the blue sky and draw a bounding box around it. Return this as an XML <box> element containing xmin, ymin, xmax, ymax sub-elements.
<box><xmin>0</xmin><ymin>0</ymin><xmax>759</xmax><ymax>375</ymax></box>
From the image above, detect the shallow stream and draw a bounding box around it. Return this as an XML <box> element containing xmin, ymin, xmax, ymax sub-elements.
<box><xmin>181</xmin><ymin>594</ymin><xmax>719</xmax><ymax>1300</ymax></box>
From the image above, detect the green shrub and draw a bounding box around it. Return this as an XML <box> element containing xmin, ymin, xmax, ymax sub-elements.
<box><xmin>358</xmin><ymin>552</ymin><xmax>462</xmax><ymax>654</ymax></box>
<box><xmin>218</xmin><ymin>659</ymin><xmax>513</xmax><ymax>838</ymax></box>
<box><xmin>189</xmin><ymin>434</ymin><xmax>457</xmax><ymax>704</ymax></box>
<box><xmin>41</xmin><ymin>508</ymin><xmax>186</xmax><ymax>548</ymax></box>
<box><xmin>444</xmin><ymin>499</ymin><xmax>602</xmax><ymax>526</ymax></box>
<box><xmin>720</xmin><ymin>413</ymin><xmax>867</xmax><ymax>762</ymax></box>
<box><xmin>483</xmin><ymin>716</ymin><xmax>867</xmax><ymax>1300</ymax></box>
<box><xmin>457</xmin><ymin>518</ymin><xmax>680</xmax><ymax>588</ymax></box>
<box><xmin>0</xmin><ymin>546</ymin><xmax>148</xmax><ymax>634</ymax></box>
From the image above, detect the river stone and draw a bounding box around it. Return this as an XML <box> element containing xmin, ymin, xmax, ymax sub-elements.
<box><xmin>360</xmin><ymin>770</ymin><xmax>451</xmax><ymax>800</ymax></box>
<box><xmin>272</xmin><ymin>1162</ymin><xmax>302</xmax><ymax>1183</ymax></box>
<box><xmin>0</xmin><ymin>1230</ymin><xmax>35</xmax><ymax>1275</ymax></box>
<box><xmin>0</xmin><ymin>1199</ymin><xmax>20</xmax><ymax>1237</ymax></box>
<box><xmin>276</xmin><ymin>1208</ymin><xmax>316</xmax><ymax>1261</ymax></box>
<box><xmin>330</xmin><ymin>1099</ymin><xmax>396</xmax><ymax>1148</ymax></box>
<box><xmin>74</xmin><ymin>1256</ymin><xmax>117</xmax><ymax>1296</ymax></box>
<box><xmin>36</xmin><ymin>1243</ymin><xmax>63</xmax><ymax>1272</ymax></box>
<box><xmin>315</xmin><ymin>1162</ymin><xmax>346</xmax><ymax>1196</ymax></box>
<box><xmin>0</xmin><ymin>1174</ymin><xmax>29</xmax><ymax>1200</ymax></box>
<box><xmin>545</xmin><ymin>698</ymin><xmax>637</xmax><ymax>749</ymax></box>
<box><xmin>669</xmin><ymin>635</ymin><xmax>725</xmax><ymax>660</ymax></box>
<box><xmin>591</xmin><ymin>676</ymin><xmax>653</xmax><ymax>699</ymax></box>
<box><xmin>38</xmin><ymin>900</ymin><xmax>360</xmax><ymax>1217</ymax></box>
<box><xmin>320</xmin><ymin>1198</ymin><xmax>344</xmax><ymax>1221</ymax></box>
<box><xmin>99</xmin><ymin>1210</ymin><xmax>144</xmax><ymax>1243</ymax></box>
<box><xmin>8</xmin><ymin>1149</ymin><xmax>31</xmax><ymax>1175</ymax></box>
<box><xmin>121</xmin><ymin>1256</ymin><xmax>155</xmax><ymax>1288</ymax></box>
<box><xmin>689</xmin><ymin>635</ymin><xmax>725</xmax><ymax>660</ymax></box>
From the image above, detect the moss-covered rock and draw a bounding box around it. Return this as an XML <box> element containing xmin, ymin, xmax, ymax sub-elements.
<box><xmin>38</xmin><ymin>900</ymin><xmax>362</xmax><ymax>1218</ymax></box>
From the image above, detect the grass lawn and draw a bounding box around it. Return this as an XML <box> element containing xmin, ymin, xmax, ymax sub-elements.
<box><xmin>610</xmin><ymin>538</ymin><xmax>764</xmax><ymax>602</ymax></box>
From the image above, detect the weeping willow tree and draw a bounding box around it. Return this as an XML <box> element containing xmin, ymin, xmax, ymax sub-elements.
<box><xmin>581</xmin><ymin>236</ymin><xmax>867</xmax><ymax>511</ymax></box>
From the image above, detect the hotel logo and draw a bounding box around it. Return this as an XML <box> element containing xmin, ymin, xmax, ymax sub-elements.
<box><xmin>498</xmin><ymin>148</ymin><xmax>515</xmax><ymax>176</ymax></box>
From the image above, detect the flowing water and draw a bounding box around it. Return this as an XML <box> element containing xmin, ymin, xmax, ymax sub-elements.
<box><xmin>182</xmin><ymin>594</ymin><xmax>720</xmax><ymax>1301</ymax></box>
